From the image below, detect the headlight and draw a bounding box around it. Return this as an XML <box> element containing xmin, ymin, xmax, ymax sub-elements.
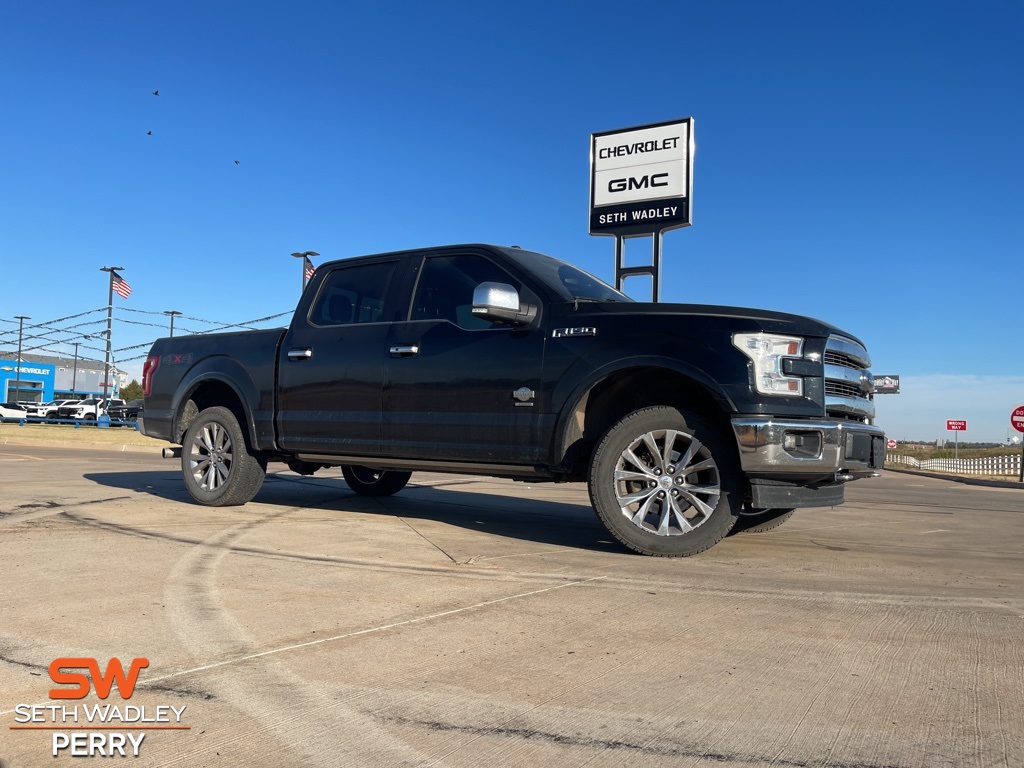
<box><xmin>733</xmin><ymin>333</ymin><xmax>806</xmax><ymax>397</ymax></box>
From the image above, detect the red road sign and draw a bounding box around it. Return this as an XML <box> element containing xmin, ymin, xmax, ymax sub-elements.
<box><xmin>886</xmin><ymin>439</ymin><xmax>897</xmax><ymax>450</ymax></box>
<box><xmin>1011</xmin><ymin>406</ymin><xmax>1024</xmax><ymax>434</ymax></box>
<box><xmin>947</xmin><ymin>420</ymin><xmax>967</xmax><ymax>431</ymax></box>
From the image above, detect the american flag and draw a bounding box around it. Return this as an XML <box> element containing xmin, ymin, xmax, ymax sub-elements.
<box><xmin>303</xmin><ymin>256</ymin><xmax>315</xmax><ymax>281</ymax></box>
<box><xmin>112</xmin><ymin>272</ymin><xmax>132</xmax><ymax>299</ymax></box>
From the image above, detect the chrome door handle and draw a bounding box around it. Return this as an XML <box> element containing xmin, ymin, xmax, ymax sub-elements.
<box><xmin>389</xmin><ymin>345</ymin><xmax>420</xmax><ymax>357</ymax></box>
<box><xmin>287</xmin><ymin>348</ymin><xmax>313</xmax><ymax>360</ymax></box>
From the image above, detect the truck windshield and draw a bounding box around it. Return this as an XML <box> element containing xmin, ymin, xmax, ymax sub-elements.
<box><xmin>499</xmin><ymin>248</ymin><xmax>632</xmax><ymax>303</ymax></box>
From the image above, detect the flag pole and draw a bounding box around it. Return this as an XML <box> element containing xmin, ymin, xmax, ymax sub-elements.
<box><xmin>291</xmin><ymin>251</ymin><xmax>319</xmax><ymax>294</ymax></box>
<box><xmin>99</xmin><ymin>266</ymin><xmax>123</xmax><ymax>401</ymax></box>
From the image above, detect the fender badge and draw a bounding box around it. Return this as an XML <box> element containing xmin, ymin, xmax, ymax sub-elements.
<box><xmin>513</xmin><ymin>387</ymin><xmax>535</xmax><ymax>405</ymax></box>
<box><xmin>552</xmin><ymin>327</ymin><xmax>597</xmax><ymax>338</ymax></box>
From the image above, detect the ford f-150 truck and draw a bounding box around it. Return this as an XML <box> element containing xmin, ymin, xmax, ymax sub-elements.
<box><xmin>141</xmin><ymin>244</ymin><xmax>884</xmax><ymax>556</ymax></box>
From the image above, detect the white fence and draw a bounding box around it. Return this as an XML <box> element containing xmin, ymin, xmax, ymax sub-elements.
<box><xmin>888</xmin><ymin>453</ymin><xmax>1022</xmax><ymax>477</ymax></box>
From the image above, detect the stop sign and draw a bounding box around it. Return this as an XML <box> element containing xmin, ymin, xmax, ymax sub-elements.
<box><xmin>1012</xmin><ymin>406</ymin><xmax>1024</xmax><ymax>434</ymax></box>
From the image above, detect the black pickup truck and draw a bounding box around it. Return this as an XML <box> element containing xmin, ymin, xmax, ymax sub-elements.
<box><xmin>141</xmin><ymin>244</ymin><xmax>884</xmax><ymax>556</ymax></box>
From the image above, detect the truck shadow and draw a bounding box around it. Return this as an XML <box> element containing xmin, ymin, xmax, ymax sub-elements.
<box><xmin>82</xmin><ymin>469</ymin><xmax>622</xmax><ymax>555</ymax></box>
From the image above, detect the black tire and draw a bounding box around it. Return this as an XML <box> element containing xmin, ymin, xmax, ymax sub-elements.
<box><xmin>588</xmin><ymin>406</ymin><xmax>742</xmax><ymax>557</ymax></box>
<box><xmin>731</xmin><ymin>506</ymin><xmax>795</xmax><ymax>535</ymax></box>
<box><xmin>342</xmin><ymin>465</ymin><xmax>412</xmax><ymax>497</ymax></box>
<box><xmin>181</xmin><ymin>406</ymin><xmax>266</xmax><ymax>506</ymax></box>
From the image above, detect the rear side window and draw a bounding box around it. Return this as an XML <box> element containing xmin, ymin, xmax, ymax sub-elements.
<box><xmin>310</xmin><ymin>262</ymin><xmax>397</xmax><ymax>326</ymax></box>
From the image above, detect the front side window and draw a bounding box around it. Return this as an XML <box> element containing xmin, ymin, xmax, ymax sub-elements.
<box><xmin>411</xmin><ymin>254</ymin><xmax>524</xmax><ymax>330</ymax></box>
<box><xmin>310</xmin><ymin>261</ymin><xmax>397</xmax><ymax>326</ymax></box>
<box><xmin>496</xmin><ymin>247</ymin><xmax>630</xmax><ymax>303</ymax></box>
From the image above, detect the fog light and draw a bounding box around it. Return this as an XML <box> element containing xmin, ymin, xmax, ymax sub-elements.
<box><xmin>783</xmin><ymin>430</ymin><xmax>822</xmax><ymax>459</ymax></box>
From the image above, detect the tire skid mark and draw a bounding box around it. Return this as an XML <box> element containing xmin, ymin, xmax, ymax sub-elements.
<box><xmin>381</xmin><ymin>712</ymin><xmax>908</xmax><ymax>768</ymax></box>
<box><xmin>44</xmin><ymin>509</ymin><xmax>1024</xmax><ymax>616</ymax></box>
<box><xmin>4</xmin><ymin>494</ymin><xmax>130</xmax><ymax>512</ymax></box>
<box><xmin>159</xmin><ymin>508</ymin><xmax>428</xmax><ymax>767</ymax></box>
<box><xmin>57</xmin><ymin>507</ymin><xmax>605</xmax><ymax>587</ymax></box>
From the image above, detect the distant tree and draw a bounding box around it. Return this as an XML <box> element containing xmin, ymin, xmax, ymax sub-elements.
<box><xmin>121</xmin><ymin>379</ymin><xmax>144</xmax><ymax>401</ymax></box>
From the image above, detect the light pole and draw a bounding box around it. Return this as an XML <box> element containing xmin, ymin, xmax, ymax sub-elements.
<box><xmin>13</xmin><ymin>315</ymin><xmax>29</xmax><ymax>403</ymax></box>
<box><xmin>290</xmin><ymin>251</ymin><xmax>319</xmax><ymax>294</ymax></box>
<box><xmin>71</xmin><ymin>341</ymin><xmax>81</xmax><ymax>398</ymax></box>
<box><xmin>164</xmin><ymin>310</ymin><xmax>182</xmax><ymax>337</ymax></box>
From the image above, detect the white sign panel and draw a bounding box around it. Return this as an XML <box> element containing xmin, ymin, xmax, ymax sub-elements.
<box><xmin>590</xmin><ymin>118</ymin><xmax>693</xmax><ymax>236</ymax></box>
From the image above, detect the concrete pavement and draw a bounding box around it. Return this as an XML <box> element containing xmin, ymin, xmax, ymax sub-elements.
<box><xmin>1</xmin><ymin>442</ymin><xmax>1021</xmax><ymax>766</ymax></box>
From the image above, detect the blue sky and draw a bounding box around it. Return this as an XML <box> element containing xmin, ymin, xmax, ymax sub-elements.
<box><xmin>1</xmin><ymin>1</ymin><xmax>1021</xmax><ymax>442</ymax></box>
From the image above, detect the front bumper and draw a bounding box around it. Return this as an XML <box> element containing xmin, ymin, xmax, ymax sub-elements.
<box><xmin>731</xmin><ymin>417</ymin><xmax>885</xmax><ymax>509</ymax></box>
<box><xmin>732</xmin><ymin>417</ymin><xmax>886</xmax><ymax>481</ymax></box>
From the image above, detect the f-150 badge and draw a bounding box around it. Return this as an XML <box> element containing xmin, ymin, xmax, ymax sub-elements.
<box><xmin>552</xmin><ymin>327</ymin><xmax>597</xmax><ymax>338</ymax></box>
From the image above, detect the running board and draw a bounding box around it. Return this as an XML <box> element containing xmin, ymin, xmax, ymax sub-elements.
<box><xmin>295</xmin><ymin>454</ymin><xmax>550</xmax><ymax>479</ymax></box>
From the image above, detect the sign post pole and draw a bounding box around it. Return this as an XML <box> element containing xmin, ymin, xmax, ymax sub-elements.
<box><xmin>946</xmin><ymin>420</ymin><xmax>967</xmax><ymax>466</ymax></box>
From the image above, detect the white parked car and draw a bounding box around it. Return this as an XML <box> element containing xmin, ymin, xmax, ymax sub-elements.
<box><xmin>0</xmin><ymin>402</ymin><xmax>29</xmax><ymax>419</ymax></box>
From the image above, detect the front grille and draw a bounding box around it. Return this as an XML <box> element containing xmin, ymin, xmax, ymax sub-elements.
<box><xmin>824</xmin><ymin>351</ymin><xmax>862</xmax><ymax>369</ymax></box>
<box><xmin>825</xmin><ymin>380</ymin><xmax>864</xmax><ymax>399</ymax></box>
<box><xmin>825</xmin><ymin>335</ymin><xmax>875</xmax><ymax>422</ymax></box>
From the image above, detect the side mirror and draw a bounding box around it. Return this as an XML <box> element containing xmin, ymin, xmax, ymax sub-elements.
<box><xmin>471</xmin><ymin>282</ymin><xmax>538</xmax><ymax>326</ymax></box>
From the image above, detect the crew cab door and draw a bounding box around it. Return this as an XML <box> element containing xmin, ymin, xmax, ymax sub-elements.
<box><xmin>382</xmin><ymin>251</ymin><xmax>546</xmax><ymax>463</ymax></box>
<box><xmin>276</xmin><ymin>258</ymin><xmax>401</xmax><ymax>455</ymax></box>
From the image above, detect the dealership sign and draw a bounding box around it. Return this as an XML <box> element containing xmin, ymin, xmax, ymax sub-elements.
<box><xmin>590</xmin><ymin>118</ymin><xmax>693</xmax><ymax>237</ymax></box>
<box><xmin>873</xmin><ymin>374</ymin><xmax>900</xmax><ymax>394</ymax></box>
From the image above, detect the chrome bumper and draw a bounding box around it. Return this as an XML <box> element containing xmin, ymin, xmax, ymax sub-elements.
<box><xmin>731</xmin><ymin>417</ymin><xmax>885</xmax><ymax>479</ymax></box>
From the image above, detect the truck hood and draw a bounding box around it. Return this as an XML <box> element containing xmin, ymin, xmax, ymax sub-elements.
<box><xmin>571</xmin><ymin>301</ymin><xmax>859</xmax><ymax>344</ymax></box>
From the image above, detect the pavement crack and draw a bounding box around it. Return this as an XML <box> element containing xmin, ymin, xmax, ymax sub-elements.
<box><xmin>395</xmin><ymin>516</ymin><xmax>458</xmax><ymax>564</ymax></box>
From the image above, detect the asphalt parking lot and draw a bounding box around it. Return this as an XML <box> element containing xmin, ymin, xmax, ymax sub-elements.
<box><xmin>1</xmin><ymin>439</ymin><xmax>1022</xmax><ymax>767</ymax></box>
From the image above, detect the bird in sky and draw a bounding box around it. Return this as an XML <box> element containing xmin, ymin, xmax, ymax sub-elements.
<box><xmin>234</xmin><ymin>160</ymin><xmax>239</xmax><ymax>165</ymax></box>
<box><xmin>146</xmin><ymin>131</ymin><xmax>152</xmax><ymax>136</ymax></box>
<box><xmin>152</xmin><ymin>90</ymin><xmax>159</xmax><ymax>96</ymax></box>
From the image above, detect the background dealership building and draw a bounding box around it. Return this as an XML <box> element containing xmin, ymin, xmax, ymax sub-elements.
<box><xmin>0</xmin><ymin>351</ymin><xmax>127</xmax><ymax>402</ymax></box>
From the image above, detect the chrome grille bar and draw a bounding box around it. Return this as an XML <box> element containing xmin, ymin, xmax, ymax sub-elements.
<box><xmin>825</xmin><ymin>335</ymin><xmax>875</xmax><ymax>422</ymax></box>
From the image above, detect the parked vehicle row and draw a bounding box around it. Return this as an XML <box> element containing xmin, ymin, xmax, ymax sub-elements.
<box><xmin>24</xmin><ymin>400</ymin><xmax>78</xmax><ymax>418</ymax></box>
<box><xmin>57</xmin><ymin>398</ymin><xmax>126</xmax><ymax>421</ymax></box>
<box><xmin>0</xmin><ymin>398</ymin><xmax>143</xmax><ymax>423</ymax></box>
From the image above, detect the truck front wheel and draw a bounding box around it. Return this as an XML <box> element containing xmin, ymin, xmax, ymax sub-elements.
<box><xmin>181</xmin><ymin>406</ymin><xmax>266</xmax><ymax>506</ymax></box>
<box><xmin>732</xmin><ymin>506</ymin><xmax>795</xmax><ymax>534</ymax></box>
<box><xmin>342</xmin><ymin>466</ymin><xmax>412</xmax><ymax>497</ymax></box>
<box><xmin>588</xmin><ymin>406</ymin><xmax>742</xmax><ymax>556</ymax></box>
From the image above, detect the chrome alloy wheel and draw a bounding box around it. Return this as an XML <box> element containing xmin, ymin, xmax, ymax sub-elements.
<box><xmin>613</xmin><ymin>428</ymin><xmax>722</xmax><ymax>536</ymax></box>
<box><xmin>188</xmin><ymin>421</ymin><xmax>235</xmax><ymax>492</ymax></box>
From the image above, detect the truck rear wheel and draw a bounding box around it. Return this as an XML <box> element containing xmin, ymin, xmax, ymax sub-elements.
<box><xmin>588</xmin><ymin>406</ymin><xmax>741</xmax><ymax>556</ymax></box>
<box><xmin>182</xmin><ymin>406</ymin><xmax>266</xmax><ymax>506</ymax></box>
<box><xmin>342</xmin><ymin>466</ymin><xmax>412</xmax><ymax>497</ymax></box>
